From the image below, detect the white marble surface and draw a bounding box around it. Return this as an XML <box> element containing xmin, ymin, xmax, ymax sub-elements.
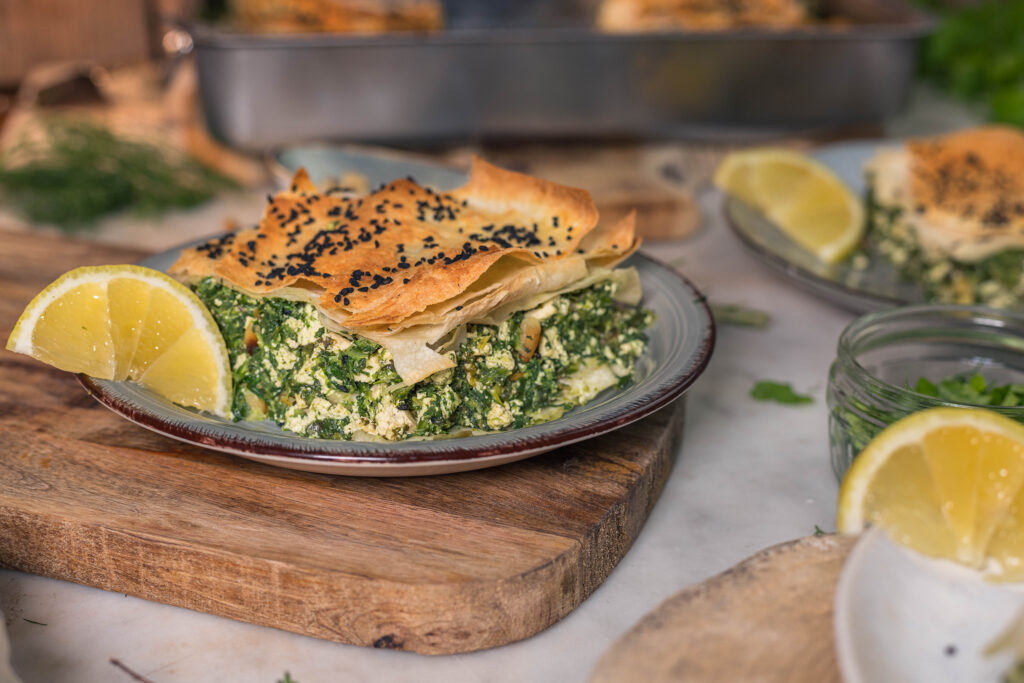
<box><xmin>0</xmin><ymin>182</ymin><xmax>857</xmax><ymax>683</ymax></box>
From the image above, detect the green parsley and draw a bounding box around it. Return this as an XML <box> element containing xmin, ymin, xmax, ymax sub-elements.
<box><xmin>913</xmin><ymin>372</ymin><xmax>1024</xmax><ymax>407</ymax></box>
<box><xmin>915</xmin><ymin>0</ymin><xmax>1024</xmax><ymax>127</ymax></box>
<box><xmin>278</xmin><ymin>673</ymin><xmax>298</xmax><ymax>683</ymax></box>
<box><xmin>751</xmin><ymin>380</ymin><xmax>813</xmax><ymax>405</ymax></box>
<box><xmin>838</xmin><ymin>372</ymin><xmax>1024</xmax><ymax>458</ymax></box>
<box><xmin>710</xmin><ymin>303</ymin><xmax>771</xmax><ymax>329</ymax></box>
<box><xmin>813</xmin><ymin>525</ymin><xmax>827</xmax><ymax>537</ymax></box>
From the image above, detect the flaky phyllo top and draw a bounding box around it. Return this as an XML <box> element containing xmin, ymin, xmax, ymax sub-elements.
<box><xmin>170</xmin><ymin>158</ymin><xmax>641</xmax><ymax>384</ymax></box>
<box><xmin>867</xmin><ymin>126</ymin><xmax>1024</xmax><ymax>262</ymax></box>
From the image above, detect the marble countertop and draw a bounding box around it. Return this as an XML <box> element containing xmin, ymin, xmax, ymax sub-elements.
<box><xmin>0</xmin><ymin>182</ymin><xmax>856</xmax><ymax>682</ymax></box>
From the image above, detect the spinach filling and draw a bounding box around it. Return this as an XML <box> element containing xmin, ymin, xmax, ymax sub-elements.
<box><xmin>193</xmin><ymin>277</ymin><xmax>654</xmax><ymax>441</ymax></box>
<box><xmin>860</xmin><ymin>181</ymin><xmax>1024</xmax><ymax>308</ymax></box>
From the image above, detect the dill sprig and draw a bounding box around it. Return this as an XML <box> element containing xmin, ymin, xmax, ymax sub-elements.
<box><xmin>0</xmin><ymin>118</ymin><xmax>237</xmax><ymax>231</ymax></box>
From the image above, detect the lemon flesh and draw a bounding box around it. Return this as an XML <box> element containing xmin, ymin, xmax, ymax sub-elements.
<box><xmin>837</xmin><ymin>407</ymin><xmax>1024</xmax><ymax>580</ymax></box>
<box><xmin>6</xmin><ymin>265</ymin><xmax>231</xmax><ymax>418</ymax></box>
<box><xmin>714</xmin><ymin>148</ymin><xmax>865</xmax><ymax>264</ymax></box>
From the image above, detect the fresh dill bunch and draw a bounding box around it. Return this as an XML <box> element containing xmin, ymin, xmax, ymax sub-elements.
<box><xmin>0</xmin><ymin>118</ymin><xmax>237</xmax><ymax>231</ymax></box>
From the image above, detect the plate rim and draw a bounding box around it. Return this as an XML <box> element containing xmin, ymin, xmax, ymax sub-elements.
<box><xmin>723</xmin><ymin>196</ymin><xmax>908</xmax><ymax>312</ymax></box>
<box><xmin>721</xmin><ymin>136</ymin><xmax>926</xmax><ymax>313</ymax></box>
<box><xmin>77</xmin><ymin>248</ymin><xmax>714</xmax><ymax>468</ymax></box>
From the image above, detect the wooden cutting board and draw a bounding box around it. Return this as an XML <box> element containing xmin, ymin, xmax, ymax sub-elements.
<box><xmin>590</xmin><ymin>534</ymin><xmax>857</xmax><ymax>682</ymax></box>
<box><xmin>0</xmin><ymin>228</ymin><xmax>685</xmax><ymax>655</ymax></box>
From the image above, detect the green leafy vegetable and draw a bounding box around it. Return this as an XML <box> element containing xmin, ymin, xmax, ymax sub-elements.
<box><xmin>914</xmin><ymin>377</ymin><xmax>939</xmax><ymax>397</ymax></box>
<box><xmin>916</xmin><ymin>0</ymin><xmax>1024</xmax><ymax>127</ymax></box>
<box><xmin>838</xmin><ymin>372</ymin><xmax>1024</xmax><ymax>459</ymax></box>
<box><xmin>927</xmin><ymin>373</ymin><xmax>1024</xmax><ymax>407</ymax></box>
<box><xmin>710</xmin><ymin>303</ymin><xmax>771</xmax><ymax>329</ymax></box>
<box><xmin>277</xmin><ymin>673</ymin><xmax>298</xmax><ymax>683</ymax></box>
<box><xmin>813</xmin><ymin>525</ymin><xmax>827</xmax><ymax>536</ymax></box>
<box><xmin>0</xmin><ymin>118</ymin><xmax>236</xmax><ymax>230</ymax></box>
<box><xmin>751</xmin><ymin>381</ymin><xmax>813</xmax><ymax>405</ymax></box>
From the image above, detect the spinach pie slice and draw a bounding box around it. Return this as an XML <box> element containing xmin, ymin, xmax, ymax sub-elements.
<box><xmin>170</xmin><ymin>158</ymin><xmax>655</xmax><ymax>441</ymax></box>
<box><xmin>864</xmin><ymin>126</ymin><xmax>1024</xmax><ymax>308</ymax></box>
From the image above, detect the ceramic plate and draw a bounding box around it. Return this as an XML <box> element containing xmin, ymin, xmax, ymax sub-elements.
<box><xmin>270</xmin><ymin>144</ymin><xmax>467</xmax><ymax>192</ymax></box>
<box><xmin>835</xmin><ymin>528</ymin><xmax>1024</xmax><ymax>683</ymax></box>
<box><xmin>78</xmin><ymin>244</ymin><xmax>713</xmax><ymax>476</ymax></box>
<box><xmin>724</xmin><ymin>140</ymin><xmax>927</xmax><ymax>314</ymax></box>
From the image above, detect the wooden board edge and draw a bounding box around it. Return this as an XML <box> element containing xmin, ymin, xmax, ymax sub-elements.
<box><xmin>589</xmin><ymin>533</ymin><xmax>857</xmax><ymax>682</ymax></box>
<box><xmin>0</xmin><ymin>399</ymin><xmax>685</xmax><ymax>655</ymax></box>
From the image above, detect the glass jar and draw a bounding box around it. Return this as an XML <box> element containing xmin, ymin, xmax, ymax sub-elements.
<box><xmin>827</xmin><ymin>305</ymin><xmax>1024</xmax><ymax>479</ymax></box>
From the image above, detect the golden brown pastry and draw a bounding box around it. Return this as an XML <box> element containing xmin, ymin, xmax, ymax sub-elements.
<box><xmin>867</xmin><ymin>126</ymin><xmax>1024</xmax><ymax>262</ymax></box>
<box><xmin>597</xmin><ymin>0</ymin><xmax>808</xmax><ymax>32</ymax></box>
<box><xmin>171</xmin><ymin>158</ymin><xmax>640</xmax><ymax>383</ymax></box>
<box><xmin>232</xmin><ymin>0</ymin><xmax>443</xmax><ymax>34</ymax></box>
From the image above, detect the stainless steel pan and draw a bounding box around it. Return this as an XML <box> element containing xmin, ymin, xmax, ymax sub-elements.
<box><xmin>190</xmin><ymin>0</ymin><xmax>933</xmax><ymax>149</ymax></box>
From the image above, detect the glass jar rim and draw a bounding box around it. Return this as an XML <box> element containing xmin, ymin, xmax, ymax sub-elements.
<box><xmin>836</xmin><ymin>303</ymin><xmax>1024</xmax><ymax>413</ymax></box>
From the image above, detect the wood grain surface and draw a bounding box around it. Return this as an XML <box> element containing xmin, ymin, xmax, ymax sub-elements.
<box><xmin>591</xmin><ymin>534</ymin><xmax>857</xmax><ymax>683</ymax></box>
<box><xmin>0</xmin><ymin>228</ymin><xmax>685</xmax><ymax>654</ymax></box>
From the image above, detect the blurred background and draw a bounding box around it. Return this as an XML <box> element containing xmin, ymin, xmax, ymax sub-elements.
<box><xmin>0</xmin><ymin>0</ymin><xmax>1019</xmax><ymax>249</ymax></box>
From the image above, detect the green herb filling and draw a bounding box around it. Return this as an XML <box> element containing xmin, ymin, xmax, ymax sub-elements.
<box><xmin>861</xmin><ymin>181</ymin><xmax>1024</xmax><ymax>308</ymax></box>
<box><xmin>194</xmin><ymin>277</ymin><xmax>654</xmax><ymax>441</ymax></box>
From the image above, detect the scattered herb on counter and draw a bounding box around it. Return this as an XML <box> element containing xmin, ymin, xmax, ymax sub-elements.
<box><xmin>813</xmin><ymin>525</ymin><xmax>827</xmax><ymax>536</ymax></box>
<box><xmin>915</xmin><ymin>0</ymin><xmax>1024</xmax><ymax>127</ymax></box>
<box><xmin>711</xmin><ymin>303</ymin><xmax>771</xmax><ymax>329</ymax></box>
<box><xmin>751</xmin><ymin>380</ymin><xmax>814</xmax><ymax>405</ymax></box>
<box><xmin>110</xmin><ymin>658</ymin><xmax>156</xmax><ymax>683</ymax></box>
<box><xmin>22</xmin><ymin>618</ymin><xmax>46</xmax><ymax>626</ymax></box>
<box><xmin>278</xmin><ymin>673</ymin><xmax>299</xmax><ymax>683</ymax></box>
<box><xmin>0</xmin><ymin>119</ymin><xmax>237</xmax><ymax>230</ymax></box>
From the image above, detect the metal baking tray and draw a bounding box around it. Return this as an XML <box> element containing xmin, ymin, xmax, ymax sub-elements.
<box><xmin>189</xmin><ymin>0</ymin><xmax>933</xmax><ymax>150</ymax></box>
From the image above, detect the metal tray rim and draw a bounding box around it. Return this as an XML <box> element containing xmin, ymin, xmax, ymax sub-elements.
<box><xmin>187</xmin><ymin>12</ymin><xmax>934</xmax><ymax>49</ymax></box>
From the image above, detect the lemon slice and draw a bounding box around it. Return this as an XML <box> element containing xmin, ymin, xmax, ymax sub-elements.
<box><xmin>837</xmin><ymin>407</ymin><xmax>1024</xmax><ymax>580</ymax></box>
<box><xmin>6</xmin><ymin>265</ymin><xmax>231</xmax><ymax>417</ymax></box>
<box><xmin>714</xmin><ymin>148</ymin><xmax>865</xmax><ymax>264</ymax></box>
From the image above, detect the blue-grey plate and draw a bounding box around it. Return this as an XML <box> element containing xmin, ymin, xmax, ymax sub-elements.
<box><xmin>270</xmin><ymin>144</ymin><xmax>467</xmax><ymax>192</ymax></box>
<box><xmin>77</xmin><ymin>245</ymin><xmax>714</xmax><ymax>476</ymax></box>
<box><xmin>724</xmin><ymin>139</ymin><xmax>927</xmax><ymax>314</ymax></box>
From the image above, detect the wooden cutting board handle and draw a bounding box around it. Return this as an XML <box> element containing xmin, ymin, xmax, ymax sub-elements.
<box><xmin>591</xmin><ymin>534</ymin><xmax>857</xmax><ymax>683</ymax></box>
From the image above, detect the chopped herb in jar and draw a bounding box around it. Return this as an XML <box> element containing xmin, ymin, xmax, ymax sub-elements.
<box><xmin>838</xmin><ymin>372</ymin><xmax>1024</xmax><ymax>457</ymax></box>
<box><xmin>914</xmin><ymin>372</ymin><xmax>1024</xmax><ymax>407</ymax></box>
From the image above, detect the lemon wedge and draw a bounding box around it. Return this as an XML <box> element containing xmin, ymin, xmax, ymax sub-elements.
<box><xmin>837</xmin><ymin>407</ymin><xmax>1024</xmax><ymax>580</ymax></box>
<box><xmin>6</xmin><ymin>265</ymin><xmax>231</xmax><ymax>417</ymax></box>
<box><xmin>714</xmin><ymin>148</ymin><xmax>865</xmax><ymax>264</ymax></box>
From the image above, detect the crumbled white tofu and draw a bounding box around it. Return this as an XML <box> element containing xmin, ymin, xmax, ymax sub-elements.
<box><xmin>486</xmin><ymin>401</ymin><xmax>514</xmax><ymax>430</ymax></box>
<box><xmin>292</xmin><ymin>356</ymin><xmax>318</xmax><ymax>385</ymax></box>
<box><xmin>540</xmin><ymin>327</ymin><xmax>568</xmax><ymax>362</ymax></box>
<box><xmin>285</xmin><ymin>315</ymin><xmax>321</xmax><ymax>347</ymax></box>
<box><xmin>354</xmin><ymin>354</ymin><xmax>382</xmax><ymax>383</ymax></box>
<box><xmin>484</xmin><ymin>348</ymin><xmax>515</xmax><ymax>371</ymax></box>
<box><xmin>619</xmin><ymin>340</ymin><xmax>645</xmax><ymax>357</ymax></box>
<box><xmin>371</xmin><ymin>399</ymin><xmax>416</xmax><ymax>440</ymax></box>
<box><xmin>283</xmin><ymin>394</ymin><xmax>353</xmax><ymax>435</ymax></box>
<box><xmin>273</xmin><ymin>346</ymin><xmax>299</xmax><ymax>371</ymax></box>
<box><xmin>560</xmin><ymin>361</ymin><xmax>619</xmax><ymax>403</ymax></box>
<box><xmin>526</xmin><ymin>301</ymin><xmax>559</xmax><ymax>320</ymax></box>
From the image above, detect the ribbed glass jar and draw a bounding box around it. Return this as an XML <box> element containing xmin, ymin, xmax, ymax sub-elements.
<box><xmin>827</xmin><ymin>305</ymin><xmax>1024</xmax><ymax>479</ymax></box>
